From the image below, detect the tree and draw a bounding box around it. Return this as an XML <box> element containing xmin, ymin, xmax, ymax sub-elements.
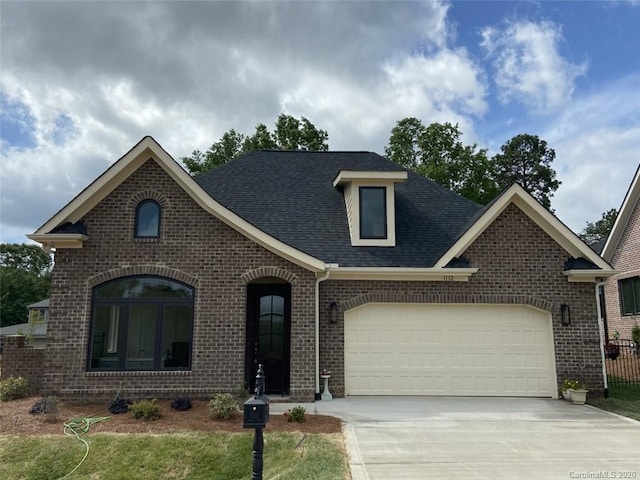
<box><xmin>0</xmin><ymin>243</ymin><xmax>52</xmax><ymax>327</ymax></box>
<box><xmin>182</xmin><ymin>114</ymin><xmax>329</xmax><ymax>176</ymax></box>
<box><xmin>492</xmin><ymin>134</ymin><xmax>560</xmax><ymax>210</ymax></box>
<box><xmin>578</xmin><ymin>208</ymin><xmax>618</xmax><ymax>245</ymax></box>
<box><xmin>385</xmin><ymin>118</ymin><xmax>500</xmax><ymax>204</ymax></box>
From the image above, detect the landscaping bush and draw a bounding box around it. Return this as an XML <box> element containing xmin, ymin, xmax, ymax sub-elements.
<box><xmin>130</xmin><ymin>399</ymin><xmax>162</xmax><ymax>421</ymax></box>
<box><xmin>208</xmin><ymin>393</ymin><xmax>239</xmax><ymax>420</ymax></box>
<box><xmin>632</xmin><ymin>324</ymin><xmax>640</xmax><ymax>353</ymax></box>
<box><xmin>29</xmin><ymin>396</ymin><xmax>60</xmax><ymax>415</ymax></box>
<box><xmin>109</xmin><ymin>398</ymin><xmax>132</xmax><ymax>414</ymax></box>
<box><xmin>0</xmin><ymin>376</ymin><xmax>29</xmax><ymax>402</ymax></box>
<box><xmin>285</xmin><ymin>405</ymin><xmax>306</xmax><ymax>423</ymax></box>
<box><xmin>171</xmin><ymin>397</ymin><xmax>192</xmax><ymax>411</ymax></box>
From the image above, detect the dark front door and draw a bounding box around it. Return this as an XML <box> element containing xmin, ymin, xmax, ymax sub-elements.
<box><xmin>246</xmin><ymin>283</ymin><xmax>291</xmax><ymax>395</ymax></box>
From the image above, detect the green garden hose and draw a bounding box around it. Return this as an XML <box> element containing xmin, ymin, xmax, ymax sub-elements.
<box><xmin>57</xmin><ymin>415</ymin><xmax>110</xmax><ymax>479</ymax></box>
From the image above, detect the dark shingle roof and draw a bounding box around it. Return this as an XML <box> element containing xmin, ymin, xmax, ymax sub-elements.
<box><xmin>195</xmin><ymin>150</ymin><xmax>482</xmax><ymax>268</ymax></box>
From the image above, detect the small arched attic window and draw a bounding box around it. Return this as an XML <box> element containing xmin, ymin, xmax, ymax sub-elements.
<box><xmin>135</xmin><ymin>199</ymin><xmax>161</xmax><ymax>238</ymax></box>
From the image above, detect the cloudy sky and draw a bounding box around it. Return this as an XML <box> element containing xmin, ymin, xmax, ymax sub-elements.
<box><xmin>1</xmin><ymin>0</ymin><xmax>639</xmax><ymax>245</ymax></box>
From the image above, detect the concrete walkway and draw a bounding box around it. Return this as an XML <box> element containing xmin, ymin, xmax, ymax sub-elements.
<box><xmin>270</xmin><ymin>397</ymin><xmax>640</xmax><ymax>480</ymax></box>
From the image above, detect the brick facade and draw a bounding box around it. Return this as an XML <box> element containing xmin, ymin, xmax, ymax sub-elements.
<box><xmin>604</xmin><ymin>198</ymin><xmax>640</xmax><ymax>339</ymax></box>
<box><xmin>41</xmin><ymin>158</ymin><xmax>605</xmax><ymax>401</ymax></box>
<box><xmin>44</xmin><ymin>159</ymin><xmax>317</xmax><ymax>401</ymax></box>
<box><xmin>0</xmin><ymin>335</ymin><xmax>45</xmax><ymax>393</ymax></box>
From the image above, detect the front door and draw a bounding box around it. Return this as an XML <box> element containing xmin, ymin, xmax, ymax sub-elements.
<box><xmin>246</xmin><ymin>283</ymin><xmax>291</xmax><ymax>395</ymax></box>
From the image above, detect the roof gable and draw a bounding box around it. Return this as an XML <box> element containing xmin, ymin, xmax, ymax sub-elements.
<box><xmin>435</xmin><ymin>183</ymin><xmax>614</xmax><ymax>278</ymax></box>
<box><xmin>601</xmin><ymin>164</ymin><xmax>640</xmax><ymax>262</ymax></box>
<box><xmin>28</xmin><ymin>137</ymin><xmax>325</xmax><ymax>272</ymax></box>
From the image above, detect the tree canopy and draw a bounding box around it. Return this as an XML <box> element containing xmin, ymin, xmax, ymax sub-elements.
<box><xmin>492</xmin><ymin>134</ymin><xmax>561</xmax><ymax>210</ymax></box>
<box><xmin>182</xmin><ymin>114</ymin><xmax>329</xmax><ymax>176</ymax></box>
<box><xmin>385</xmin><ymin>118</ymin><xmax>561</xmax><ymax>208</ymax></box>
<box><xmin>0</xmin><ymin>243</ymin><xmax>52</xmax><ymax>327</ymax></box>
<box><xmin>578</xmin><ymin>208</ymin><xmax>618</xmax><ymax>245</ymax></box>
<box><xmin>385</xmin><ymin>119</ymin><xmax>500</xmax><ymax>204</ymax></box>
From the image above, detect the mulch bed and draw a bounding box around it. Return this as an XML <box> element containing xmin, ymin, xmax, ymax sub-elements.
<box><xmin>0</xmin><ymin>397</ymin><xmax>342</xmax><ymax>436</ymax></box>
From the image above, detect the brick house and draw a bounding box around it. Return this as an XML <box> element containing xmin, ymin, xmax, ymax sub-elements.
<box><xmin>601</xmin><ymin>164</ymin><xmax>640</xmax><ymax>340</ymax></box>
<box><xmin>26</xmin><ymin>136</ymin><xmax>615</xmax><ymax>401</ymax></box>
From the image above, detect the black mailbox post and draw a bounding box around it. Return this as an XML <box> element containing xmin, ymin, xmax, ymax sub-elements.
<box><xmin>243</xmin><ymin>364</ymin><xmax>269</xmax><ymax>480</ymax></box>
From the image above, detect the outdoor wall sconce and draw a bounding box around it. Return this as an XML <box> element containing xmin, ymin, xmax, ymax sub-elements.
<box><xmin>561</xmin><ymin>304</ymin><xmax>571</xmax><ymax>326</ymax></box>
<box><xmin>329</xmin><ymin>301</ymin><xmax>338</xmax><ymax>324</ymax></box>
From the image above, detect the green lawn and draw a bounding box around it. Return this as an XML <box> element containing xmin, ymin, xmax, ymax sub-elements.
<box><xmin>588</xmin><ymin>382</ymin><xmax>640</xmax><ymax>422</ymax></box>
<box><xmin>0</xmin><ymin>431</ymin><xmax>350</xmax><ymax>480</ymax></box>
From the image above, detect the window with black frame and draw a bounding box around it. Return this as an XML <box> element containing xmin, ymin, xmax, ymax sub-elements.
<box><xmin>359</xmin><ymin>186</ymin><xmax>387</xmax><ymax>239</ymax></box>
<box><xmin>88</xmin><ymin>276</ymin><xmax>194</xmax><ymax>371</ymax></box>
<box><xmin>620</xmin><ymin>276</ymin><xmax>640</xmax><ymax>316</ymax></box>
<box><xmin>135</xmin><ymin>199</ymin><xmax>161</xmax><ymax>238</ymax></box>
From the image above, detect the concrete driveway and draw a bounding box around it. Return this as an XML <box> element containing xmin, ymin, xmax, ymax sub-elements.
<box><xmin>271</xmin><ymin>397</ymin><xmax>640</xmax><ymax>480</ymax></box>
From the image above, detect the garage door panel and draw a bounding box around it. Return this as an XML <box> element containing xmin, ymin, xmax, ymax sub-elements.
<box><xmin>345</xmin><ymin>304</ymin><xmax>555</xmax><ymax>397</ymax></box>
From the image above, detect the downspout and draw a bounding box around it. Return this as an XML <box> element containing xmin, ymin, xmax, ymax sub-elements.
<box><xmin>315</xmin><ymin>264</ymin><xmax>337</xmax><ymax>400</ymax></box>
<box><xmin>595</xmin><ymin>280</ymin><xmax>609</xmax><ymax>397</ymax></box>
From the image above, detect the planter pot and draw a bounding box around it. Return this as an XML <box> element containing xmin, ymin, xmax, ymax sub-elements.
<box><xmin>562</xmin><ymin>389</ymin><xmax>572</xmax><ymax>401</ymax></box>
<box><xmin>569</xmin><ymin>389</ymin><xmax>588</xmax><ymax>405</ymax></box>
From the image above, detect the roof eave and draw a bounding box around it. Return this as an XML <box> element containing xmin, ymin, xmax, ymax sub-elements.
<box><xmin>326</xmin><ymin>267</ymin><xmax>478</xmax><ymax>281</ymax></box>
<box><xmin>26</xmin><ymin>233</ymin><xmax>88</xmax><ymax>250</ymax></box>
<box><xmin>563</xmin><ymin>269</ymin><xmax>618</xmax><ymax>282</ymax></box>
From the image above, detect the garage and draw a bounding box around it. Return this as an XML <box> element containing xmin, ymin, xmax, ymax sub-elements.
<box><xmin>344</xmin><ymin>303</ymin><xmax>556</xmax><ymax>397</ymax></box>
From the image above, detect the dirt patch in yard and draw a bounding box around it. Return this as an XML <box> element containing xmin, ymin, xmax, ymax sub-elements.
<box><xmin>0</xmin><ymin>397</ymin><xmax>342</xmax><ymax>436</ymax></box>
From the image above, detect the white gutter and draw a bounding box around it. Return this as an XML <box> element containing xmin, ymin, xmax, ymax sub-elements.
<box><xmin>595</xmin><ymin>280</ymin><xmax>609</xmax><ymax>395</ymax></box>
<box><xmin>314</xmin><ymin>264</ymin><xmax>338</xmax><ymax>398</ymax></box>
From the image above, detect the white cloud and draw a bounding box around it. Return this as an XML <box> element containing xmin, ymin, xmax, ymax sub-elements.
<box><xmin>480</xmin><ymin>20</ymin><xmax>587</xmax><ymax>113</ymax></box>
<box><xmin>545</xmin><ymin>74</ymin><xmax>640</xmax><ymax>232</ymax></box>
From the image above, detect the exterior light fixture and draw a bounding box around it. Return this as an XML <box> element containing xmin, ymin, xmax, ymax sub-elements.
<box><xmin>561</xmin><ymin>304</ymin><xmax>571</xmax><ymax>326</ymax></box>
<box><xmin>329</xmin><ymin>301</ymin><xmax>338</xmax><ymax>324</ymax></box>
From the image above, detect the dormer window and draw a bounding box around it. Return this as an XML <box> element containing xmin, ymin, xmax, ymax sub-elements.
<box><xmin>135</xmin><ymin>200</ymin><xmax>161</xmax><ymax>238</ymax></box>
<box><xmin>333</xmin><ymin>170</ymin><xmax>407</xmax><ymax>247</ymax></box>
<box><xmin>360</xmin><ymin>187</ymin><xmax>387</xmax><ymax>239</ymax></box>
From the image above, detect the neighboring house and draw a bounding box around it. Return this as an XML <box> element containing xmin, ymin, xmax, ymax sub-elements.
<box><xmin>26</xmin><ymin>136</ymin><xmax>615</xmax><ymax>401</ymax></box>
<box><xmin>601</xmin><ymin>164</ymin><xmax>640</xmax><ymax>340</ymax></box>
<box><xmin>0</xmin><ymin>299</ymin><xmax>49</xmax><ymax>352</ymax></box>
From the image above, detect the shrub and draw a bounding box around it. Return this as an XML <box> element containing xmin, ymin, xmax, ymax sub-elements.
<box><xmin>171</xmin><ymin>397</ymin><xmax>192</xmax><ymax>411</ymax></box>
<box><xmin>285</xmin><ymin>405</ymin><xmax>306</xmax><ymax>423</ymax></box>
<box><xmin>632</xmin><ymin>324</ymin><xmax>640</xmax><ymax>352</ymax></box>
<box><xmin>29</xmin><ymin>396</ymin><xmax>60</xmax><ymax>415</ymax></box>
<box><xmin>130</xmin><ymin>399</ymin><xmax>162</xmax><ymax>421</ymax></box>
<box><xmin>0</xmin><ymin>376</ymin><xmax>29</xmax><ymax>402</ymax></box>
<box><xmin>208</xmin><ymin>393</ymin><xmax>239</xmax><ymax>420</ymax></box>
<box><xmin>109</xmin><ymin>398</ymin><xmax>132</xmax><ymax>414</ymax></box>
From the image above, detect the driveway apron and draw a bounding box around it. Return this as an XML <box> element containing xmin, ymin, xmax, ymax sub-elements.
<box><xmin>272</xmin><ymin>397</ymin><xmax>640</xmax><ymax>480</ymax></box>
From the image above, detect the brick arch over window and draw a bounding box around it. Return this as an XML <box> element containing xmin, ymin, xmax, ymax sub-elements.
<box><xmin>342</xmin><ymin>292</ymin><xmax>554</xmax><ymax>313</ymax></box>
<box><xmin>87</xmin><ymin>265</ymin><xmax>199</xmax><ymax>289</ymax></box>
<box><xmin>240</xmin><ymin>266</ymin><xmax>298</xmax><ymax>285</ymax></box>
<box><xmin>128</xmin><ymin>190</ymin><xmax>170</xmax><ymax>209</ymax></box>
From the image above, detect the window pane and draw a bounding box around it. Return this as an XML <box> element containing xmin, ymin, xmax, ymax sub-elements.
<box><xmin>95</xmin><ymin>277</ymin><xmax>193</xmax><ymax>298</ymax></box>
<box><xmin>620</xmin><ymin>279</ymin><xmax>635</xmax><ymax>315</ymax></box>
<box><xmin>90</xmin><ymin>305</ymin><xmax>121</xmax><ymax>370</ymax></box>
<box><xmin>272</xmin><ymin>296</ymin><xmax>284</xmax><ymax>315</ymax></box>
<box><xmin>126</xmin><ymin>305</ymin><xmax>158</xmax><ymax>370</ymax></box>
<box><xmin>634</xmin><ymin>278</ymin><xmax>640</xmax><ymax>314</ymax></box>
<box><xmin>360</xmin><ymin>187</ymin><xmax>387</xmax><ymax>239</ymax></box>
<box><xmin>136</xmin><ymin>201</ymin><xmax>160</xmax><ymax>237</ymax></box>
<box><xmin>260</xmin><ymin>296</ymin><xmax>271</xmax><ymax>315</ymax></box>
<box><xmin>162</xmin><ymin>305</ymin><xmax>192</xmax><ymax>368</ymax></box>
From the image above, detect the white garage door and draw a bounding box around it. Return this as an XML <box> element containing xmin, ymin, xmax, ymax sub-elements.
<box><xmin>344</xmin><ymin>303</ymin><xmax>556</xmax><ymax>397</ymax></box>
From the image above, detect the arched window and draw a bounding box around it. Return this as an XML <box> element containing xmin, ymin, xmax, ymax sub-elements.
<box><xmin>135</xmin><ymin>200</ymin><xmax>161</xmax><ymax>238</ymax></box>
<box><xmin>88</xmin><ymin>276</ymin><xmax>194</xmax><ymax>371</ymax></box>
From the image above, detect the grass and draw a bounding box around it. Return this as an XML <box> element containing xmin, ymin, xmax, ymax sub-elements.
<box><xmin>588</xmin><ymin>381</ymin><xmax>640</xmax><ymax>421</ymax></box>
<box><xmin>0</xmin><ymin>431</ymin><xmax>349</xmax><ymax>480</ymax></box>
